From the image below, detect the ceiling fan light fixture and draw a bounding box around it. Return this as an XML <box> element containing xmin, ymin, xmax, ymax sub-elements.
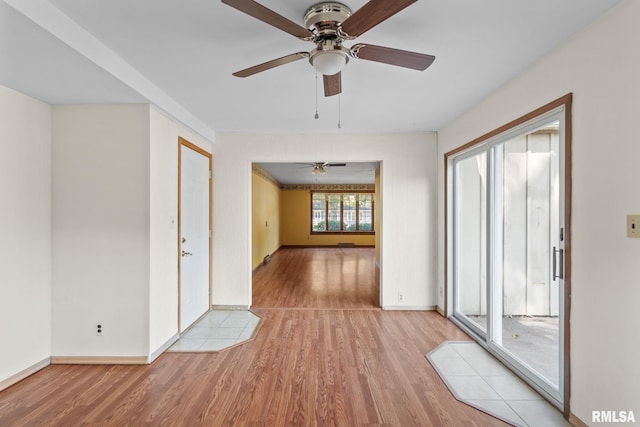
<box><xmin>312</xmin><ymin>165</ymin><xmax>326</xmax><ymax>175</ymax></box>
<box><xmin>224</xmin><ymin>0</ymin><xmax>436</xmax><ymax>95</ymax></box>
<box><xmin>311</xmin><ymin>50</ymin><xmax>348</xmax><ymax>76</ymax></box>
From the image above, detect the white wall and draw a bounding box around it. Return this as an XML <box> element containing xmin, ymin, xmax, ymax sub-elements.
<box><xmin>436</xmin><ymin>0</ymin><xmax>640</xmax><ymax>421</ymax></box>
<box><xmin>52</xmin><ymin>104</ymin><xmax>151</xmax><ymax>357</ymax></box>
<box><xmin>212</xmin><ymin>132</ymin><xmax>437</xmax><ymax>310</ymax></box>
<box><xmin>148</xmin><ymin>106</ymin><xmax>211</xmax><ymax>356</ymax></box>
<box><xmin>0</xmin><ymin>85</ymin><xmax>52</xmax><ymax>384</ymax></box>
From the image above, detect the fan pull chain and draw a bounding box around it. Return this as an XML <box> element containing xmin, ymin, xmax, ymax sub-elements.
<box><xmin>314</xmin><ymin>72</ymin><xmax>319</xmax><ymax>119</ymax></box>
<box><xmin>337</xmin><ymin>94</ymin><xmax>342</xmax><ymax>129</ymax></box>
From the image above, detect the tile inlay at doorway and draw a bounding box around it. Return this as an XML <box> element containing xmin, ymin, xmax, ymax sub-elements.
<box><xmin>168</xmin><ymin>310</ymin><xmax>261</xmax><ymax>352</ymax></box>
<box><xmin>427</xmin><ymin>341</ymin><xmax>570</xmax><ymax>427</ymax></box>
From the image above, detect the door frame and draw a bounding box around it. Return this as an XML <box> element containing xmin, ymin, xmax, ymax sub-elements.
<box><xmin>177</xmin><ymin>136</ymin><xmax>212</xmax><ymax>333</ymax></box>
<box><xmin>249</xmin><ymin>161</ymin><xmax>383</xmax><ymax>308</ymax></box>
<box><xmin>444</xmin><ymin>94</ymin><xmax>572</xmax><ymax>417</ymax></box>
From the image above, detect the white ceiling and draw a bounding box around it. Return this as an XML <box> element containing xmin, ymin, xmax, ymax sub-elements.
<box><xmin>258</xmin><ymin>162</ymin><xmax>378</xmax><ymax>185</ymax></box>
<box><xmin>1</xmin><ymin>0</ymin><xmax>621</xmax><ymax>137</ymax></box>
<box><xmin>2</xmin><ymin>0</ymin><xmax>620</xmax><ymax>185</ymax></box>
<box><xmin>0</xmin><ymin>2</ymin><xmax>146</xmax><ymax>104</ymax></box>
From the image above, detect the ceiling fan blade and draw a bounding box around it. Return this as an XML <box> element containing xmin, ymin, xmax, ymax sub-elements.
<box><xmin>222</xmin><ymin>0</ymin><xmax>313</xmax><ymax>40</ymax></box>
<box><xmin>340</xmin><ymin>0</ymin><xmax>416</xmax><ymax>38</ymax></box>
<box><xmin>326</xmin><ymin>163</ymin><xmax>347</xmax><ymax>167</ymax></box>
<box><xmin>233</xmin><ymin>52</ymin><xmax>309</xmax><ymax>77</ymax></box>
<box><xmin>323</xmin><ymin>72</ymin><xmax>342</xmax><ymax>97</ymax></box>
<box><xmin>351</xmin><ymin>44</ymin><xmax>435</xmax><ymax>71</ymax></box>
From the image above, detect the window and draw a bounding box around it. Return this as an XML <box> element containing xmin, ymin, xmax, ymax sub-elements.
<box><xmin>311</xmin><ymin>192</ymin><xmax>374</xmax><ymax>233</ymax></box>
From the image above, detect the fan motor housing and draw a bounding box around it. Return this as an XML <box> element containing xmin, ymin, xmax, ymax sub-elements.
<box><xmin>304</xmin><ymin>2</ymin><xmax>352</xmax><ymax>38</ymax></box>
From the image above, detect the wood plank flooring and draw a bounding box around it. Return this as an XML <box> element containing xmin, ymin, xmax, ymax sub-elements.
<box><xmin>0</xmin><ymin>247</ymin><xmax>509</xmax><ymax>426</ymax></box>
<box><xmin>253</xmin><ymin>247</ymin><xmax>379</xmax><ymax>309</ymax></box>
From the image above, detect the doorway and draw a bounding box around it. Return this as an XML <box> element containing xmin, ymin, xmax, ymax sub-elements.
<box><xmin>178</xmin><ymin>137</ymin><xmax>212</xmax><ymax>333</ymax></box>
<box><xmin>446</xmin><ymin>95</ymin><xmax>572</xmax><ymax>412</ymax></box>
<box><xmin>250</xmin><ymin>162</ymin><xmax>381</xmax><ymax>308</ymax></box>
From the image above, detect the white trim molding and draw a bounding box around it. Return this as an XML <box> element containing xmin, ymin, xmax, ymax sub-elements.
<box><xmin>0</xmin><ymin>357</ymin><xmax>51</xmax><ymax>392</ymax></box>
<box><xmin>51</xmin><ymin>356</ymin><xmax>149</xmax><ymax>365</ymax></box>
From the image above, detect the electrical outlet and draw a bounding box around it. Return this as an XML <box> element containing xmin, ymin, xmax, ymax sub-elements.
<box><xmin>96</xmin><ymin>322</ymin><xmax>104</xmax><ymax>336</ymax></box>
<box><xmin>398</xmin><ymin>292</ymin><xmax>404</xmax><ymax>302</ymax></box>
<box><xmin>628</xmin><ymin>215</ymin><xmax>640</xmax><ymax>238</ymax></box>
<box><xmin>439</xmin><ymin>288</ymin><xmax>444</xmax><ymax>296</ymax></box>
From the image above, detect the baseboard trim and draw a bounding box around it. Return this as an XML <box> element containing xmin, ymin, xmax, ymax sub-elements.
<box><xmin>210</xmin><ymin>305</ymin><xmax>250</xmax><ymax>311</ymax></box>
<box><xmin>253</xmin><ymin>246</ymin><xmax>283</xmax><ymax>272</ymax></box>
<box><xmin>0</xmin><ymin>357</ymin><xmax>51</xmax><ymax>392</ymax></box>
<box><xmin>436</xmin><ymin>306</ymin><xmax>445</xmax><ymax>317</ymax></box>
<box><xmin>383</xmin><ymin>305</ymin><xmax>437</xmax><ymax>311</ymax></box>
<box><xmin>149</xmin><ymin>333</ymin><xmax>180</xmax><ymax>363</ymax></box>
<box><xmin>569</xmin><ymin>412</ymin><xmax>588</xmax><ymax>427</ymax></box>
<box><xmin>51</xmin><ymin>356</ymin><xmax>148</xmax><ymax>365</ymax></box>
<box><xmin>282</xmin><ymin>245</ymin><xmax>375</xmax><ymax>248</ymax></box>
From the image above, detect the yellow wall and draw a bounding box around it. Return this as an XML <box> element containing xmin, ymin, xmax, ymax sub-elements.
<box><xmin>252</xmin><ymin>168</ymin><xmax>376</xmax><ymax>266</ymax></box>
<box><xmin>251</xmin><ymin>171</ymin><xmax>281</xmax><ymax>269</ymax></box>
<box><xmin>280</xmin><ymin>190</ymin><xmax>376</xmax><ymax>246</ymax></box>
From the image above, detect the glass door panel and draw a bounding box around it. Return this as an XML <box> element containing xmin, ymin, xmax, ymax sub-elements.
<box><xmin>454</xmin><ymin>151</ymin><xmax>487</xmax><ymax>334</ymax></box>
<box><xmin>492</xmin><ymin>120</ymin><xmax>562</xmax><ymax>391</ymax></box>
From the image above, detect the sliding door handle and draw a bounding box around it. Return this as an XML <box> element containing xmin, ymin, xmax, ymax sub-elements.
<box><xmin>553</xmin><ymin>246</ymin><xmax>564</xmax><ymax>281</ymax></box>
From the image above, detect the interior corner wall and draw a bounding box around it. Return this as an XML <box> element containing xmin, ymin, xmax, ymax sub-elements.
<box><xmin>213</xmin><ymin>132</ymin><xmax>437</xmax><ymax>310</ymax></box>
<box><xmin>435</xmin><ymin>0</ymin><xmax>640</xmax><ymax>421</ymax></box>
<box><xmin>0</xmin><ymin>85</ymin><xmax>52</xmax><ymax>384</ymax></box>
<box><xmin>51</xmin><ymin>104</ymin><xmax>151</xmax><ymax>358</ymax></box>
<box><xmin>148</xmin><ymin>106</ymin><xmax>212</xmax><ymax>354</ymax></box>
<box><xmin>279</xmin><ymin>190</ymin><xmax>375</xmax><ymax>247</ymax></box>
<box><xmin>251</xmin><ymin>171</ymin><xmax>281</xmax><ymax>269</ymax></box>
<box><xmin>374</xmin><ymin>166</ymin><xmax>381</xmax><ymax>264</ymax></box>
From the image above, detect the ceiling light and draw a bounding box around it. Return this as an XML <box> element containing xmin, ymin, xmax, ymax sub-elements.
<box><xmin>311</xmin><ymin>50</ymin><xmax>348</xmax><ymax>76</ymax></box>
<box><xmin>312</xmin><ymin>165</ymin><xmax>326</xmax><ymax>175</ymax></box>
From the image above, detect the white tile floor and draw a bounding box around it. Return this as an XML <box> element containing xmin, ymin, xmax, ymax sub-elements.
<box><xmin>167</xmin><ymin>310</ymin><xmax>261</xmax><ymax>352</ymax></box>
<box><xmin>427</xmin><ymin>341</ymin><xmax>570</xmax><ymax>427</ymax></box>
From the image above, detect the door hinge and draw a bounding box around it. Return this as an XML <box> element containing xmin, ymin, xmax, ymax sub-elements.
<box><xmin>560</xmin><ymin>227</ymin><xmax>564</xmax><ymax>242</ymax></box>
<box><xmin>209</xmin><ymin>230</ymin><xmax>212</xmax><ymax>238</ymax></box>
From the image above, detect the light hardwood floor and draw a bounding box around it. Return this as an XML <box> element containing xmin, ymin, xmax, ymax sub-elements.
<box><xmin>0</xmin><ymin>247</ymin><xmax>508</xmax><ymax>426</ymax></box>
<box><xmin>253</xmin><ymin>247</ymin><xmax>379</xmax><ymax>309</ymax></box>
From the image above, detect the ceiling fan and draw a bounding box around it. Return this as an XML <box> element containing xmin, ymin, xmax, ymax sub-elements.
<box><xmin>222</xmin><ymin>0</ymin><xmax>435</xmax><ymax>97</ymax></box>
<box><xmin>299</xmin><ymin>162</ymin><xmax>347</xmax><ymax>174</ymax></box>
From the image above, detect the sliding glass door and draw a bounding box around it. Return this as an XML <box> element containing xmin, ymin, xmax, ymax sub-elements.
<box><xmin>494</xmin><ymin>124</ymin><xmax>562</xmax><ymax>390</ymax></box>
<box><xmin>454</xmin><ymin>151</ymin><xmax>488</xmax><ymax>335</ymax></box>
<box><xmin>448</xmin><ymin>98</ymin><xmax>570</xmax><ymax>410</ymax></box>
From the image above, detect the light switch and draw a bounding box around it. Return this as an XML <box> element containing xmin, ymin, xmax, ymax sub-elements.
<box><xmin>628</xmin><ymin>215</ymin><xmax>640</xmax><ymax>238</ymax></box>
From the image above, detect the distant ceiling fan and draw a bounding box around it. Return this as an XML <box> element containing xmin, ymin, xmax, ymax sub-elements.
<box><xmin>299</xmin><ymin>162</ymin><xmax>347</xmax><ymax>175</ymax></box>
<box><xmin>222</xmin><ymin>0</ymin><xmax>435</xmax><ymax>97</ymax></box>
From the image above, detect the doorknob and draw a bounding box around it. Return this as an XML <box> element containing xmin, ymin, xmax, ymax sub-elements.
<box><xmin>181</xmin><ymin>250</ymin><xmax>192</xmax><ymax>257</ymax></box>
